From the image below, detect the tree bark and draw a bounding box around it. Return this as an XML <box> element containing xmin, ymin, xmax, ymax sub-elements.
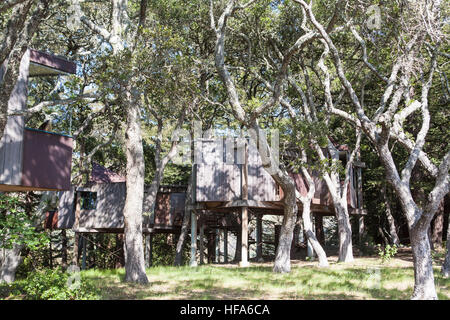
<box><xmin>0</xmin><ymin>244</ymin><xmax>23</xmax><ymax>283</ymax></box>
<box><xmin>273</xmin><ymin>184</ymin><xmax>297</xmax><ymax>273</ymax></box>
<box><xmin>410</xmin><ymin>228</ymin><xmax>438</xmax><ymax>299</ymax></box>
<box><xmin>382</xmin><ymin>184</ymin><xmax>400</xmax><ymax>245</ymax></box>
<box><xmin>303</xmin><ymin>203</ymin><xmax>329</xmax><ymax>267</ymax></box>
<box><xmin>122</xmin><ymin>96</ymin><xmax>148</xmax><ymax>284</ymax></box>
<box><xmin>174</xmin><ymin>173</ymin><xmax>193</xmax><ymax>266</ymax></box>
<box><xmin>335</xmin><ymin>200</ymin><xmax>354</xmax><ymax>263</ymax></box>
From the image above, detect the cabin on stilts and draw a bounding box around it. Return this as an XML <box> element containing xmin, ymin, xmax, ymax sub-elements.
<box><xmin>49</xmin><ymin>135</ymin><xmax>366</xmax><ymax>268</ymax></box>
<box><xmin>48</xmin><ymin>163</ymin><xmax>187</xmax><ymax>267</ymax></box>
<box><xmin>0</xmin><ymin>49</ymin><xmax>76</xmax><ymax>192</ymax></box>
<box><xmin>189</xmin><ymin>138</ymin><xmax>366</xmax><ymax>265</ymax></box>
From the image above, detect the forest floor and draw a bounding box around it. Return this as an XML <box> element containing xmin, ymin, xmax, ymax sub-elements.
<box><xmin>83</xmin><ymin>250</ymin><xmax>449</xmax><ymax>300</ymax></box>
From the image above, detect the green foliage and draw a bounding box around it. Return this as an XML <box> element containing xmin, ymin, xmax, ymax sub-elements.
<box><xmin>0</xmin><ymin>194</ymin><xmax>48</xmax><ymax>251</ymax></box>
<box><xmin>377</xmin><ymin>244</ymin><xmax>398</xmax><ymax>264</ymax></box>
<box><xmin>151</xmin><ymin>234</ymin><xmax>190</xmax><ymax>266</ymax></box>
<box><xmin>6</xmin><ymin>269</ymin><xmax>99</xmax><ymax>300</ymax></box>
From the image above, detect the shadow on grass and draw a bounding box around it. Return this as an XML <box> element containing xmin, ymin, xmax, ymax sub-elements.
<box><xmin>61</xmin><ymin>263</ymin><xmax>450</xmax><ymax>300</ymax></box>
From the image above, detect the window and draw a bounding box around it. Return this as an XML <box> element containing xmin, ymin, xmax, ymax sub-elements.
<box><xmin>80</xmin><ymin>191</ymin><xmax>97</xmax><ymax>210</ymax></box>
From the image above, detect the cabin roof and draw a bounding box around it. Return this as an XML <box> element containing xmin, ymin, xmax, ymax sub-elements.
<box><xmin>90</xmin><ymin>162</ymin><xmax>126</xmax><ymax>184</ymax></box>
<box><xmin>28</xmin><ymin>49</ymin><xmax>77</xmax><ymax>77</ymax></box>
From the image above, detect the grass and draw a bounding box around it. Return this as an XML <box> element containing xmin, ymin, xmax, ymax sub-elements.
<box><xmin>79</xmin><ymin>255</ymin><xmax>449</xmax><ymax>300</ymax></box>
<box><xmin>1</xmin><ymin>250</ymin><xmax>448</xmax><ymax>300</ymax></box>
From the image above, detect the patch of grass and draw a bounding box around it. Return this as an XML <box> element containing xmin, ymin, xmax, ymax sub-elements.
<box><xmin>2</xmin><ymin>256</ymin><xmax>448</xmax><ymax>300</ymax></box>
<box><xmin>78</xmin><ymin>257</ymin><xmax>449</xmax><ymax>300</ymax></box>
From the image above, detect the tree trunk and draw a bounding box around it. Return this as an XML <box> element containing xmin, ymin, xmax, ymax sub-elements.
<box><xmin>122</xmin><ymin>97</ymin><xmax>148</xmax><ymax>284</ymax></box>
<box><xmin>335</xmin><ymin>201</ymin><xmax>354</xmax><ymax>263</ymax></box>
<box><xmin>0</xmin><ymin>244</ymin><xmax>23</xmax><ymax>283</ymax></box>
<box><xmin>273</xmin><ymin>188</ymin><xmax>298</xmax><ymax>273</ymax></box>
<box><xmin>174</xmin><ymin>173</ymin><xmax>193</xmax><ymax>266</ymax></box>
<box><xmin>382</xmin><ymin>184</ymin><xmax>400</xmax><ymax>245</ymax></box>
<box><xmin>302</xmin><ymin>203</ymin><xmax>329</xmax><ymax>267</ymax></box>
<box><xmin>442</xmin><ymin>217</ymin><xmax>450</xmax><ymax>278</ymax></box>
<box><xmin>410</xmin><ymin>228</ymin><xmax>438</xmax><ymax>300</ymax></box>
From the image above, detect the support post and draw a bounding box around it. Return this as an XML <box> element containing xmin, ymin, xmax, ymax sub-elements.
<box><xmin>240</xmin><ymin>207</ymin><xmax>249</xmax><ymax>267</ymax></box>
<box><xmin>239</xmin><ymin>141</ymin><xmax>250</xmax><ymax>267</ymax></box>
<box><xmin>72</xmin><ymin>191</ymin><xmax>81</xmax><ymax>267</ymax></box>
<box><xmin>81</xmin><ymin>234</ymin><xmax>87</xmax><ymax>270</ymax></box>
<box><xmin>256</xmin><ymin>214</ymin><xmax>263</xmax><ymax>262</ymax></box>
<box><xmin>61</xmin><ymin>230</ymin><xmax>68</xmax><ymax>270</ymax></box>
<box><xmin>224</xmin><ymin>230</ymin><xmax>228</xmax><ymax>263</ymax></box>
<box><xmin>315</xmin><ymin>214</ymin><xmax>325</xmax><ymax>245</ymax></box>
<box><xmin>145</xmin><ymin>234</ymin><xmax>150</xmax><ymax>268</ymax></box>
<box><xmin>199</xmin><ymin>222</ymin><xmax>205</xmax><ymax>265</ymax></box>
<box><xmin>190</xmin><ymin>211</ymin><xmax>198</xmax><ymax>266</ymax></box>
<box><xmin>359</xmin><ymin>216</ymin><xmax>365</xmax><ymax>244</ymax></box>
<box><xmin>149</xmin><ymin>233</ymin><xmax>153</xmax><ymax>267</ymax></box>
<box><xmin>215</xmin><ymin>229</ymin><xmax>220</xmax><ymax>263</ymax></box>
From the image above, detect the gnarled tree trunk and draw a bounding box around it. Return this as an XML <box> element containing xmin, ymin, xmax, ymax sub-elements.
<box><xmin>273</xmin><ymin>182</ymin><xmax>298</xmax><ymax>273</ymax></box>
<box><xmin>302</xmin><ymin>202</ymin><xmax>329</xmax><ymax>267</ymax></box>
<box><xmin>334</xmin><ymin>200</ymin><xmax>354</xmax><ymax>263</ymax></box>
<box><xmin>410</xmin><ymin>228</ymin><xmax>437</xmax><ymax>299</ymax></box>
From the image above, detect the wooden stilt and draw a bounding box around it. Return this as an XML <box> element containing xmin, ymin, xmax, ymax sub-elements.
<box><xmin>215</xmin><ymin>229</ymin><xmax>220</xmax><ymax>263</ymax></box>
<box><xmin>72</xmin><ymin>191</ymin><xmax>82</xmax><ymax>267</ymax></box>
<box><xmin>144</xmin><ymin>234</ymin><xmax>150</xmax><ymax>268</ymax></box>
<box><xmin>61</xmin><ymin>230</ymin><xmax>67</xmax><ymax>270</ymax></box>
<box><xmin>199</xmin><ymin>222</ymin><xmax>205</xmax><ymax>265</ymax></box>
<box><xmin>240</xmin><ymin>207</ymin><xmax>249</xmax><ymax>267</ymax></box>
<box><xmin>359</xmin><ymin>216</ymin><xmax>365</xmax><ymax>244</ymax></box>
<box><xmin>240</xmin><ymin>141</ymin><xmax>250</xmax><ymax>267</ymax></box>
<box><xmin>315</xmin><ymin>214</ymin><xmax>325</xmax><ymax>245</ymax></box>
<box><xmin>190</xmin><ymin>211</ymin><xmax>198</xmax><ymax>266</ymax></box>
<box><xmin>256</xmin><ymin>214</ymin><xmax>263</xmax><ymax>262</ymax></box>
<box><xmin>81</xmin><ymin>234</ymin><xmax>87</xmax><ymax>270</ymax></box>
<box><xmin>224</xmin><ymin>230</ymin><xmax>228</xmax><ymax>263</ymax></box>
<box><xmin>149</xmin><ymin>233</ymin><xmax>153</xmax><ymax>267</ymax></box>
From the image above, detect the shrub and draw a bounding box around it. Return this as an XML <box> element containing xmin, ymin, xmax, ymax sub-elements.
<box><xmin>377</xmin><ymin>244</ymin><xmax>398</xmax><ymax>263</ymax></box>
<box><xmin>20</xmin><ymin>268</ymin><xmax>99</xmax><ymax>300</ymax></box>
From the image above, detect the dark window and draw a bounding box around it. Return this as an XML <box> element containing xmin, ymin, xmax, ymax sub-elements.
<box><xmin>80</xmin><ymin>191</ymin><xmax>97</xmax><ymax>210</ymax></box>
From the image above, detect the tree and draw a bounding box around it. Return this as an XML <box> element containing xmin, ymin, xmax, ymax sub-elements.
<box><xmin>0</xmin><ymin>0</ymin><xmax>53</xmax><ymax>141</ymax></box>
<box><xmin>73</xmin><ymin>0</ymin><xmax>150</xmax><ymax>284</ymax></box>
<box><xmin>294</xmin><ymin>0</ymin><xmax>449</xmax><ymax>299</ymax></box>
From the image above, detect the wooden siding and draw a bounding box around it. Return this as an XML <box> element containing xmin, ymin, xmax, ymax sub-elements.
<box><xmin>57</xmin><ymin>187</ymin><xmax>75</xmax><ymax>229</ymax></box>
<box><xmin>21</xmin><ymin>129</ymin><xmax>73</xmax><ymax>190</ymax></box>
<box><xmin>56</xmin><ymin>183</ymin><xmax>186</xmax><ymax>230</ymax></box>
<box><xmin>195</xmin><ymin>139</ymin><xmax>279</xmax><ymax>202</ymax></box>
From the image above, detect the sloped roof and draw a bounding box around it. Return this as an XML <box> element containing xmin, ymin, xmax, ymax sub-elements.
<box><xmin>90</xmin><ymin>162</ymin><xmax>126</xmax><ymax>184</ymax></box>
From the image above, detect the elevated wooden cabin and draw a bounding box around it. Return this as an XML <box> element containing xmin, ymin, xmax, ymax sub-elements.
<box><xmin>0</xmin><ymin>49</ymin><xmax>76</xmax><ymax>192</ymax></box>
<box><xmin>53</xmin><ymin>163</ymin><xmax>186</xmax><ymax>234</ymax></box>
<box><xmin>193</xmin><ymin>138</ymin><xmax>364</xmax><ymax>216</ymax></box>
<box><xmin>189</xmin><ymin>138</ymin><xmax>366</xmax><ymax>265</ymax></box>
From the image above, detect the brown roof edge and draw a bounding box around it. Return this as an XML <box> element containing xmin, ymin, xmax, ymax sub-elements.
<box><xmin>29</xmin><ymin>49</ymin><xmax>77</xmax><ymax>75</ymax></box>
